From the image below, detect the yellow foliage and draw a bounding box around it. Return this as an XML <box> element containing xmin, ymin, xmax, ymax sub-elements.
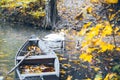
<box><xmin>94</xmin><ymin>67</ymin><xmax>100</xmax><ymax>71</ymax></box>
<box><xmin>91</xmin><ymin>38</ymin><xmax>102</xmax><ymax>46</ymax></box>
<box><xmin>1</xmin><ymin>0</ymin><xmax>46</xmax><ymax>18</ymax></box>
<box><xmin>90</xmin><ymin>0</ymin><xmax>99</xmax><ymax>3</ymax></box>
<box><xmin>78</xmin><ymin>28</ymin><xmax>87</xmax><ymax>36</ymax></box>
<box><xmin>60</xmin><ymin>69</ymin><xmax>66</xmax><ymax>74</ymax></box>
<box><xmin>95</xmin><ymin>24</ymin><xmax>104</xmax><ymax>29</ymax></box>
<box><xmin>66</xmin><ymin>75</ymin><xmax>72</xmax><ymax>80</ymax></box>
<box><xmin>108</xmin><ymin>9</ymin><xmax>114</xmax><ymax>12</ymax></box>
<box><xmin>116</xmin><ymin>47</ymin><xmax>120</xmax><ymax>51</ymax></box>
<box><xmin>81</xmin><ymin>40</ymin><xmax>91</xmax><ymax>47</ymax></box>
<box><xmin>109</xmin><ymin>13</ymin><xmax>116</xmax><ymax>21</ymax></box>
<box><xmin>94</xmin><ymin>73</ymin><xmax>103</xmax><ymax>80</ymax></box>
<box><xmin>79</xmin><ymin>22</ymin><xmax>118</xmax><ymax>64</ymax></box>
<box><xmin>84</xmin><ymin>78</ymin><xmax>92</xmax><ymax>80</ymax></box>
<box><xmin>84</xmin><ymin>24</ymin><xmax>104</xmax><ymax>40</ymax></box>
<box><xmin>91</xmin><ymin>66</ymin><xmax>100</xmax><ymax>71</ymax></box>
<box><xmin>78</xmin><ymin>22</ymin><xmax>92</xmax><ymax>36</ymax></box>
<box><xmin>105</xmin><ymin>0</ymin><xmax>118</xmax><ymax>4</ymax></box>
<box><xmin>114</xmin><ymin>27</ymin><xmax>119</xmax><ymax>34</ymax></box>
<box><xmin>104</xmin><ymin>73</ymin><xmax>118</xmax><ymax>80</ymax></box>
<box><xmin>29</xmin><ymin>11</ymin><xmax>46</xmax><ymax>18</ymax></box>
<box><xmin>83</xmin><ymin>22</ymin><xmax>92</xmax><ymax>29</ymax></box>
<box><xmin>99</xmin><ymin>42</ymin><xmax>115</xmax><ymax>52</ymax></box>
<box><xmin>63</xmin><ymin>64</ymin><xmax>71</xmax><ymax>67</ymax></box>
<box><xmin>87</xmin><ymin>7</ymin><xmax>93</xmax><ymax>14</ymax></box>
<box><xmin>59</xmin><ymin>57</ymin><xmax>67</xmax><ymax>61</ymax></box>
<box><xmin>22</xmin><ymin>3</ymin><xmax>28</xmax><ymax>8</ymax></box>
<box><xmin>117</xmin><ymin>32</ymin><xmax>120</xmax><ymax>36</ymax></box>
<box><xmin>94</xmin><ymin>77</ymin><xmax>102</xmax><ymax>80</ymax></box>
<box><xmin>80</xmin><ymin>53</ymin><xmax>93</xmax><ymax>62</ymax></box>
<box><xmin>101</xmin><ymin>25</ymin><xmax>113</xmax><ymax>37</ymax></box>
<box><xmin>86</xmin><ymin>48</ymin><xmax>97</xmax><ymax>53</ymax></box>
<box><xmin>85</xmin><ymin>28</ymin><xmax>99</xmax><ymax>40</ymax></box>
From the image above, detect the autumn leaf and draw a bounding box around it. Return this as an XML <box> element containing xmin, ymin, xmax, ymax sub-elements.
<box><xmin>104</xmin><ymin>73</ymin><xmax>118</xmax><ymax>80</ymax></box>
<box><xmin>87</xmin><ymin>7</ymin><xmax>93</xmax><ymax>14</ymax></box>
<box><xmin>91</xmin><ymin>66</ymin><xmax>100</xmax><ymax>71</ymax></box>
<box><xmin>84</xmin><ymin>78</ymin><xmax>92</xmax><ymax>80</ymax></box>
<box><xmin>29</xmin><ymin>11</ymin><xmax>46</xmax><ymax>18</ymax></box>
<box><xmin>116</xmin><ymin>47</ymin><xmax>120</xmax><ymax>51</ymax></box>
<box><xmin>83</xmin><ymin>22</ymin><xmax>92</xmax><ymax>29</ymax></box>
<box><xmin>60</xmin><ymin>69</ymin><xmax>66</xmax><ymax>74</ymax></box>
<box><xmin>94</xmin><ymin>73</ymin><xmax>102</xmax><ymax>80</ymax></box>
<box><xmin>101</xmin><ymin>25</ymin><xmax>112</xmax><ymax>37</ymax></box>
<box><xmin>85</xmin><ymin>24</ymin><xmax>104</xmax><ymax>40</ymax></box>
<box><xmin>95</xmin><ymin>24</ymin><xmax>104</xmax><ymax>29</ymax></box>
<box><xmin>78</xmin><ymin>28</ymin><xmax>87</xmax><ymax>36</ymax></box>
<box><xmin>85</xmin><ymin>28</ymin><xmax>99</xmax><ymax>40</ymax></box>
<box><xmin>80</xmin><ymin>53</ymin><xmax>93</xmax><ymax>63</ymax></box>
<box><xmin>86</xmin><ymin>48</ymin><xmax>97</xmax><ymax>53</ymax></box>
<box><xmin>109</xmin><ymin>13</ymin><xmax>116</xmax><ymax>21</ymax></box>
<box><xmin>75</xmin><ymin>13</ymin><xmax>84</xmax><ymax>20</ymax></box>
<box><xmin>117</xmin><ymin>32</ymin><xmax>120</xmax><ymax>36</ymax></box>
<box><xmin>81</xmin><ymin>41</ymin><xmax>90</xmax><ymax>47</ymax></box>
<box><xmin>91</xmin><ymin>38</ymin><xmax>102</xmax><ymax>46</ymax></box>
<box><xmin>108</xmin><ymin>9</ymin><xmax>114</xmax><ymax>12</ymax></box>
<box><xmin>59</xmin><ymin>57</ymin><xmax>67</xmax><ymax>61</ymax></box>
<box><xmin>63</xmin><ymin>64</ymin><xmax>71</xmax><ymax>68</ymax></box>
<box><xmin>99</xmin><ymin>42</ymin><xmax>115</xmax><ymax>52</ymax></box>
<box><xmin>114</xmin><ymin>27</ymin><xmax>119</xmax><ymax>34</ymax></box>
<box><xmin>66</xmin><ymin>75</ymin><xmax>72</xmax><ymax>80</ymax></box>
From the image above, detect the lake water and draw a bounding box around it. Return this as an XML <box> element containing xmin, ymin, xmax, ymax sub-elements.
<box><xmin>0</xmin><ymin>21</ymin><xmax>51</xmax><ymax>80</ymax></box>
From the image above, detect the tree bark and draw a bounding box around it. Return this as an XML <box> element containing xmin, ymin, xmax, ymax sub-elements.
<box><xmin>50</xmin><ymin>0</ymin><xmax>57</xmax><ymax>29</ymax></box>
<box><xmin>44</xmin><ymin>0</ymin><xmax>57</xmax><ymax>30</ymax></box>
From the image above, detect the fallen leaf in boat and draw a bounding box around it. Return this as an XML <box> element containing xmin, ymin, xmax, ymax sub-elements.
<box><xmin>26</xmin><ymin>45</ymin><xmax>42</xmax><ymax>56</ymax></box>
<box><xmin>20</xmin><ymin>64</ymin><xmax>54</xmax><ymax>74</ymax></box>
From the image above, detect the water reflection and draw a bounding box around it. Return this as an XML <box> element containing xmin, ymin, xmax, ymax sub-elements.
<box><xmin>0</xmin><ymin>21</ymin><xmax>50</xmax><ymax>79</ymax></box>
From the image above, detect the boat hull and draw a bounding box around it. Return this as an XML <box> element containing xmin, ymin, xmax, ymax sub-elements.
<box><xmin>15</xmin><ymin>37</ymin><xmax>59</xmax><ymax>80</ymax></box>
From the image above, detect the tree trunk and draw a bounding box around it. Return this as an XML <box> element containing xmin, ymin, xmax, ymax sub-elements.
<box><xmin>50</xmin><ymin>0</ymin><xmax>57</xmax><ymax>29</ymax></box>
<box><xmin>44</xmin><ymin>0</ymin><xmax>57</xmax><ymax>30</ymax></box>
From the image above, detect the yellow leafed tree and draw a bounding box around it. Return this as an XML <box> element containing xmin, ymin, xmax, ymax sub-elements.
<box><xmin>79</xmin><ymin>21</ymin><xmax>120</xmax><ymax>63</ymax></box>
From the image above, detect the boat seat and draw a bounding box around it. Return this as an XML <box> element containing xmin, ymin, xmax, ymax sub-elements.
<box><xmin>16</xmin><ymin>55</ymin><xmax>56</xmax><ymax>60</ymax></box>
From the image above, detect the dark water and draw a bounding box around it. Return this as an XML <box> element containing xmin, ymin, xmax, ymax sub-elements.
<box><xmin>0</xmin><ymin>21</ymin><xmax>51</xmax><ymax>80</ymax></box>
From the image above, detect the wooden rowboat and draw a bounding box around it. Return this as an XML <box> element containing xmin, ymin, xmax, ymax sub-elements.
<box><xmin>15</xmin><ymin>36</ymin><xmax>60</xmax><ymax>80</ymax></box>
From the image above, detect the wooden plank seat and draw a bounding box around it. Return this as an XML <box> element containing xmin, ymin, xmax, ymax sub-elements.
<box><xmin>16</xmin><ymin>55</ymin><xmax>56</xmax><ymax>60</ymax></box>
